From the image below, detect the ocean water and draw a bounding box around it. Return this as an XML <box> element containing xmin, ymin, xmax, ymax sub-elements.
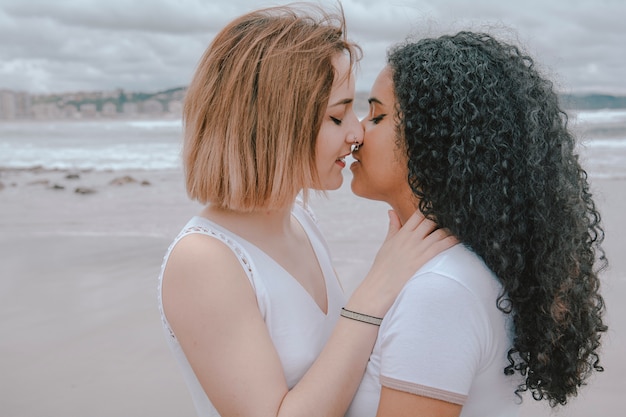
<box><xmin>0</xmin><ymin>119</ymin><xmax>184</xmax><ymax>171</ymax></box>
<box><xmin>570</xmin><ymin>109</ymin><xmax>626</xmax><ymax>179</ymax></box>
<box><xmin>1</xmin><ymin>110</ymin><xmax>625</xmax><ymax>179</ymax></box>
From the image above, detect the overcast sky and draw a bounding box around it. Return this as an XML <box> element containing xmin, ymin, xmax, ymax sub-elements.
<box><xmin>1</xmin><ymin>0</ymin><xmax>624</xmax><ymax>95</ymax></box>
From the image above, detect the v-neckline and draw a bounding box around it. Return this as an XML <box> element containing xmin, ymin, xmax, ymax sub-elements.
<box><xmin>194</xmin><ymin>210</ymin><xmax>330</xmax><ymax>316</ymax></box>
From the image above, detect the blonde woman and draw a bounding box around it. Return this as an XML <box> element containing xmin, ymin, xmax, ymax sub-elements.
<box><xmin>158</xmin><ymin>5</ymin><xmax>456</xmax><ymax>417</ymax></box>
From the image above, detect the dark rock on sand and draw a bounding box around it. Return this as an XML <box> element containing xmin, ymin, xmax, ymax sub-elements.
<box><xmin>27</xmin><ymin>179</ymin><xmax>50</xmax><ymax>186</ymax></box>
<box><xmin>109</xmin><ymin>176</ymin><xmax>137</xmax><ymax>186</ymax></box>
<box><xmin>74</xmin><ymin>187</ymin><xmax>97</xmax><ymax>195</ymax></box>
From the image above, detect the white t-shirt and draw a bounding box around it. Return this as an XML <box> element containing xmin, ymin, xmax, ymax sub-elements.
<box><xmin>346</xmin><ymin>244</ymin><xmax>521</xmax><ymax>417</ymax></box>
<box><xmin>158</xmin><ymin>201</ymin><xmax>346</xmax><ymax>417</ymax></box>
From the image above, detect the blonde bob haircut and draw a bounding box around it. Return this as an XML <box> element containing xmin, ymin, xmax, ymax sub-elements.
<box><xmin>183</xmin><ymin>4</ymin><xmax>361</xmax><ymax>211</ymax></box>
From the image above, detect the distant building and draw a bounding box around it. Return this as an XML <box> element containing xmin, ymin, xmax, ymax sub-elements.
<box><xmin>102</xmin><ymin>89</ymin><xmax>122</xmax><ymax>100</ymax></box>
<box><xmin>167</xmin><ymin>100</ymin><xmax>182</xmax><ymax>116</ymax></box>
<box><xmin>0</xmin><ymin>86</ymin><xmax>189</xmax><ymax>120</ymax></box>
<box><xmin>122</xmin><ymin>102</ymin><xmax>139</xmax><ymax>116</ymax></box>
<box><xmin>0</xmin><ymin>90</ymin><xmax>16</xmax><ymax>120</ymax></box>
<box><xmin>101</xmin><ymin>101</ymin><xmax>118</xmax><ymax>117</ymax></box>
<box><xmin>32</xmin><ymin>102</ymin><xmax>62</xmax><ymax>119</ymax></box>
<box><xmin>14</xmin><ymin>92</ymin><xmax>32</xmax><ymax>118</ymax></box>
<box><xmin>141</xmin><ymin>99</ymin><xmax>164</xmax><ymax>114</ymax></box>
<box><xmin>79</xmin><ymin>103</ymin><xmax>98</xmax><ymax>118</ymax></box>
<box><xmin>62</xmin><ymin>104</ymin><xmax>79</xmax><ymax>119</ymax></box>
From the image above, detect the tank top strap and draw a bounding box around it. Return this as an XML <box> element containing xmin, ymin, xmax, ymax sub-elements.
<box><xmin>158</xmin><ymin>218</ymin><xmax>259</xmax><ymax>340</ymax></box>
<box><xmin>177</xmin><ymin>222</ymin><xmax>256</xmax><ymax>280</ymax></box>
<box><xmin>294</xmin><ymin>195</ymin><xmax>319</xmax><ymax>225</ymax></box>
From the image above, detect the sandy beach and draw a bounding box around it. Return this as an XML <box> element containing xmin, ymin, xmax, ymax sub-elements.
<box><xmin>1</xmin><ymin>167</ymin><xmax>623</xmax><ymax>417</ymax></box>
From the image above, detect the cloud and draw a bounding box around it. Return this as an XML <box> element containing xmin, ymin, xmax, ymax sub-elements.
<box><xmin>1</xmin><ymin>0</ymin><xmax>238</xmax><ymax>33</ymax></box>
<box><xmin>0</xmin><ymin>0</ymin><xmax>625</xmax><ymax>94</ymax></box>
<box><xmin>0</xmin><ymin>0</ymin><xmax>216</xmax><ymax>92</ymax></box>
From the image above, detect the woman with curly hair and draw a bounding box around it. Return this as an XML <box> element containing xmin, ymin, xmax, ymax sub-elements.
<box><xmin>347</xmin><ymin>31</ymin><xmax>607</xmax><ymax>416</ymax></box>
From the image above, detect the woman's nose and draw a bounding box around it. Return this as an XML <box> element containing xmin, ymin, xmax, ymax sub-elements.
<box><xmin>350</xmin><ymin>127</ymin><xmax>363</xmax><ymax>145</ymax></box>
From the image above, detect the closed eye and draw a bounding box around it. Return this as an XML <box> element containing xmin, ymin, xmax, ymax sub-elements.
<box><xmin>369</xmin><ymin>114</ymin><xmax>386</xmax><ymax>125</ymax></box>
<box><xmin>330</xmin><ymin>116</ymin><xmax>342</xmax><ymax>125</ymax></box>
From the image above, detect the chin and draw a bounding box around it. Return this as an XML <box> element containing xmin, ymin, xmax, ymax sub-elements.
<box><xmin>349</xmin><ymin>178</ymin><xmax>368</xmax><ymax>199</ymax></box>
<box><xmin>351</xmin><ymin>180</ymin><xmax>386</xmax><ymax>203</ymax></box>
<box><xmin>325</xmin><ymin>178</ymin><xmax>343</xmax><ymax>191</ymax></box>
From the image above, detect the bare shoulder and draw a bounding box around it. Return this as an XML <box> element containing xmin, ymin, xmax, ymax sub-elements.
<box><xmin>161</xmin><ymin>232</ymin><xmax>257</xmax><ymax>327</ymax></box>
<box><xmin>160</xmin><ymin>233</ymin><xmax>285</xmax><ymax>413</ymax></box>
<box><xmin>164</xmin><ymin>232</ymin><xmax>245</xmax><ymax>280</ymax></box>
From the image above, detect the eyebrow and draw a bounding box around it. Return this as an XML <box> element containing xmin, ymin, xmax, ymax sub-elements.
<box><xmin>368</xmin><ymin>97</ymin><xmax>383</xmax><ymax>105</ymax></box>
<box><xmin>330</xmin><ymin>98</ymin><xmax>353</xmax><ymax>107</ymax></box>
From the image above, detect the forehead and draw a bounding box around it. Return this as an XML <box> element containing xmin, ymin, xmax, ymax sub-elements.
<box><xmin>328</xmin><ymin>53</ymin><xmax>354</xmax><ymax>98</ymax></box>
<box><xmin>370</xmin><ymin>66</ymin><xmax>394</xmax><ymax>105</ymax></box>
<box><xmin>332</xmin><ymin>52</ymin><xmax>350</xmax><ymax>74</ymax></box>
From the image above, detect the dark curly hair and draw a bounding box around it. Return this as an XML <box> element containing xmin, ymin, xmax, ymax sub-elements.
<box><xmin>387</xmin><ymin>31</ymin><xmax>607</xmax><ymax>406</ymax></box>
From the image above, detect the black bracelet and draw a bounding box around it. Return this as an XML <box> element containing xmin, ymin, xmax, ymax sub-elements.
<box><xmin>340</xmin><ymin>307</ymin><xmax>383</xmax><ymax>326</ymax></box>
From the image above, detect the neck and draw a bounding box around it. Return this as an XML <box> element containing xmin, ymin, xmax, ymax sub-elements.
<box><xmin>389</xmin><ymin>193</ymin><xmax>420</xmax><ymax>226</ymax></box>
<box><xmin>201</xmin><ymin>202</ymin><xmax>295</xmax><ymax>237</ymax></box>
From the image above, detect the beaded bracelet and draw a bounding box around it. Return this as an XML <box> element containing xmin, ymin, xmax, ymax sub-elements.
<box><xmin>340</xmin><ymin>307</ymin><xmax>383</xmax><ymax>326</ymax></box>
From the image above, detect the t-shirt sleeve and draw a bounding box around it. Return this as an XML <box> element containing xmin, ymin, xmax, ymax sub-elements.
<box><xmin>379</xmin><ymin>272</ymin><xmax>489</xmax><ymax>405</ymax></box>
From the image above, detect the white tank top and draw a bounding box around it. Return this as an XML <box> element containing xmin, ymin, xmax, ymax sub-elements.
<box><xmin>158</xmin><ymin>201</ymin><xmax>346</xmax><ymax>416</ymax></box>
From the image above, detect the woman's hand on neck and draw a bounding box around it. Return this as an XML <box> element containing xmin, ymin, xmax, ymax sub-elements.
<box><xmin>389</xmin><ymin>194</ymin><xmax>420</xmax><ymax>226</ymax></box>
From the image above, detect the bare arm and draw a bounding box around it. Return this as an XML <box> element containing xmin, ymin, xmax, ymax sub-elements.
<box><xmin>162</xmin><ymin>210</ymin><xmax>457</xmax><ymax>417</ymax></box>
<box><xmin>376</xmin><ymin>387</ymin><xmax>462</xmax><ymax>417</ymax></box>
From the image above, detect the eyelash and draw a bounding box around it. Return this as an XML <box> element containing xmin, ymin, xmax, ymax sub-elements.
<box><xmin>369</xmin><ymin>114</ymin><xmax>386</xmax><ymax>125</ymax></box>
<box><xmin>330</xmin><ymin>116</ymin><xmax>342</xmax><ymax>126</ymax></box>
